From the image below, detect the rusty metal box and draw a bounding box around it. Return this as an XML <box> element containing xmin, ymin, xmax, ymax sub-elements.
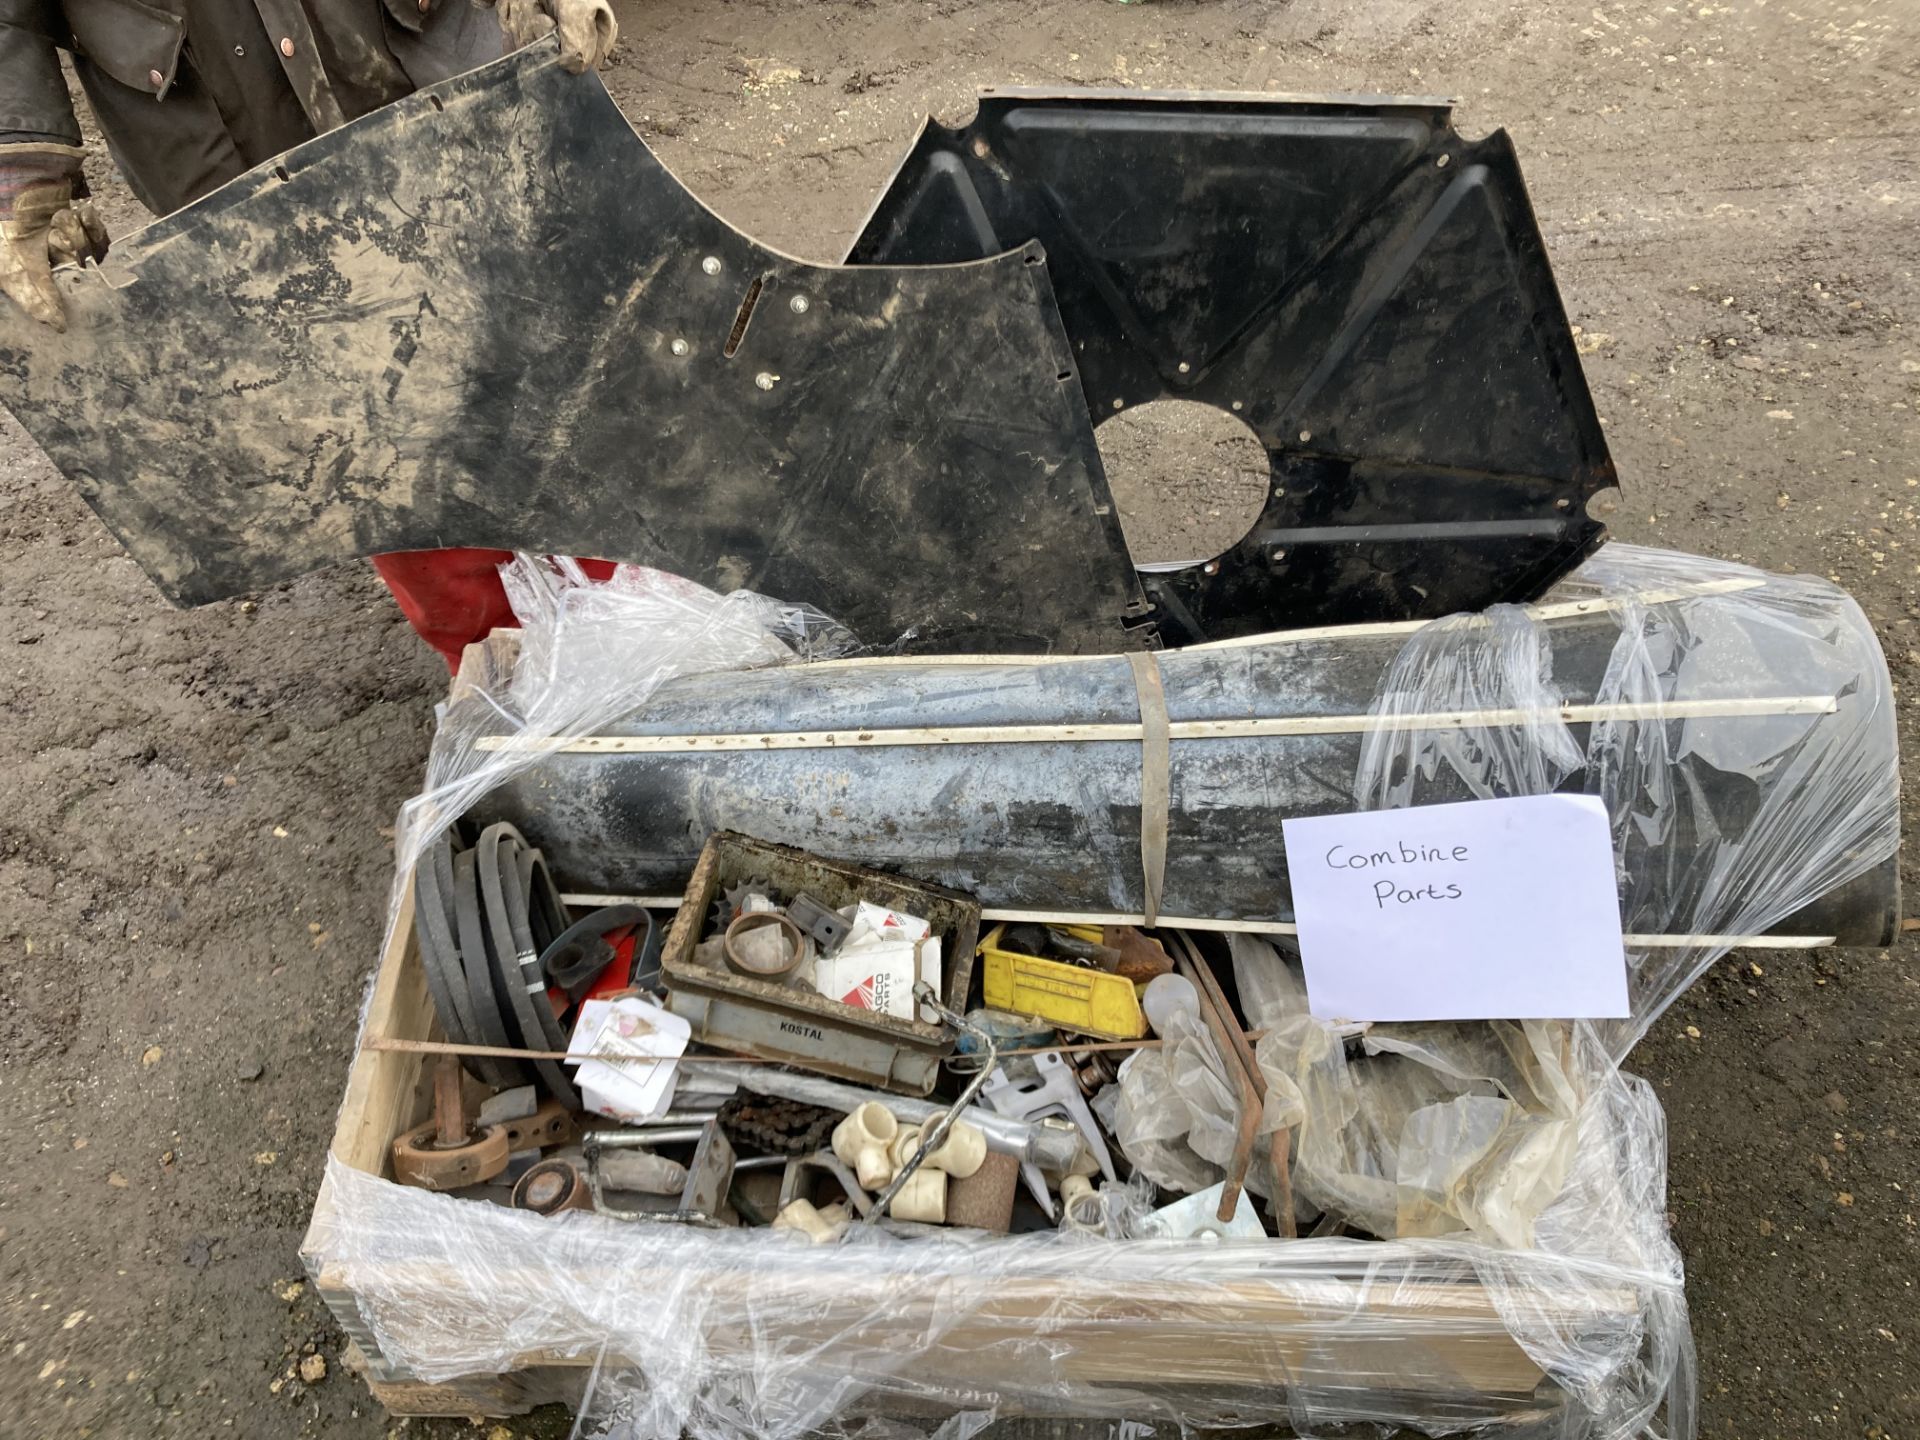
<box><xmin>658</xmin><ymin>831</ymin><xmax>980</xmax><ymax>1095</ymax></box>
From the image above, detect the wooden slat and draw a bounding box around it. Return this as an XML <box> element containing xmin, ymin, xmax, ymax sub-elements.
<box><xmin>317</xmin><ymin>1255</ymin><xmax>1564</xmax><ymax>1396</ymax></box>
<box><xmin>325</xmin><ymin>878</ymin><xmax>436</xmax><ymax>1176</ymax></box>
<box><xmin>364</xmin><ymin>1371</ymin><xmax>541</xmax><ymax>1418</ymax></box>
<box><xmin>449</xmin><ymin>629</ymin><xmax>523</xmax><ymax>704</ymax></box>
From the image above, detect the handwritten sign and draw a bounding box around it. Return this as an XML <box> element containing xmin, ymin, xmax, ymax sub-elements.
<box><xmin>1282</xmin><ymin>794</ymin><xmax>1629</xmax><ymax>1022</ymax></box>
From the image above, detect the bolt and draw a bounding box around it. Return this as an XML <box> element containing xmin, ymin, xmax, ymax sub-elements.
<box><xmin>1231</xmin><ymin>400</ymin><xmax>1244</xmax><ymax>412</ymax></box>
<box><xmin>755</xmin><ymin>372</ymin><xmax>777</xmax><ymax>390</ymax></box>
<box><xmin>790</xmin><ymin>294</ymin><xmax>810</xmax><ymax>313</ymax></box>
<box><xmin>1299</xmin><ymin>429</ymin><xmax>1312</xmax><ymax>443</ymax></box>
<box><xmin>430</xmin><ymin>1057</ymin><xmax>466</xmax><ymax>1149</ymax></box>
<box><xmin>670</xmin><ymin>338</ymin><xmax>689</xmax><ymax>356</ymax></box>
<box><xmin>1437</xmin><ymin>154</ymin><xmax>1451</xmax><ymax>169</ymax></box>
<box><xmin>1554</xmin><ymin>497</ymin><xmax>1572</xmax><ymax>511</ymax></box>
<box><xmin>701</xmin><ymin>256</ymin><xmax>722</xmax><ymax>275</ymax></box>
<box><xmin>1112</xmin><ymin>398</ymin><xmax>1124</xmax><ymax>410</ymax></box>
<box><xmin>1177</xmin><ymin>361</ymin><xmax>1191</xmax><ymax>374</ymax></box>
<box><xmin>1203</xmin><ymin>561</ymin><xmax>1220</xmax><ymax>576</ymax></box>
<box><xmin>971</xmin><ymin>137</ymin><xmax>991</xmax><ymax>159</ymax></box>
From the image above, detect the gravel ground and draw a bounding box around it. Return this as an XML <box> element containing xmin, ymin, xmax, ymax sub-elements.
<box><xmin>1</xmin><ymin>1</ymin><xmax>1915</xmax><ymax>1437</ymax></box>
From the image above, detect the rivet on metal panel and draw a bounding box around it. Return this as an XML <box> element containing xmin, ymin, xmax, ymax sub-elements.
<box><xmin>1203</xmin><ymin>560</ymin><xmax>1220</xmax><ymax>575</ymax></box>
<box><xmin>1177</xmin><ymin>361</ymin><xmax>1190</xmax><ymax>374</ymax></box>
<box><xmin>1437</xmin><ymin>153</ymin><xmax>1452</xmax><ymax>168</ymax></box>
<box><xmin>701</xmin><ymin>256</ymin><xmax>722</xmax><ymax>275</ymax></box>
<box><xmin>1299</xmin><ymin>429</ymin><xmax>1312</xmax><ymax>443</ymax></box>
<box><xmin>148</xmin><ymin>69</ymin><xmax>164</xmax><ymax>87</ymax></box>
<box><xmin>789</xmin><ymin>294</ymin><xmax>810</xmax><ymax>314</ymax></box>
<box><xmin>1111</xmin><ymin>398</ymin><xmax>1123</xmax><ymax>410</ymax></box>
<box><xmin>670</xmin><ymin>338</ymin><xmax>689</xmax><ymax>356</ymax></box>
<box><xmin>754</xmin><ymin>372</ymin><xmax>777</xmax><ymax>390</ymax></box>
<box><xmin>1231</xmin><ymin>400</ymin><xmax>1244</xmax><ymax>411</ymax></box>
<box><xmin>280</xmin><ymin>37</ymin><xmax>294</xmax><ymax>57</ymax></box>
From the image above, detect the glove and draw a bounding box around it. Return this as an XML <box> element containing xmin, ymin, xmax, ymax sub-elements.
<box><xmin>495</xmin><ymin>0</ymin><xmax>618</xmax><ymax>74</ymax></box>
<box><xmin>0</xmin><ymin>144</ymin><xmax>109</xmax><ymax>333</ymax></box>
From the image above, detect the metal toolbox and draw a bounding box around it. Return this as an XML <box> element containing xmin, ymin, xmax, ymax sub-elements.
<box><xmin>659</xmin><ymin>831</ymin><xmax>980</xmax><ymax>1095</ymax></box>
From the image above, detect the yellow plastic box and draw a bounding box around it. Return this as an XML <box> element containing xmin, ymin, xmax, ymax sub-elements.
<box><xmin>976</xmin><ymin>924</ymin><xmax>1148</xmax><ymax>1040</ymax></box>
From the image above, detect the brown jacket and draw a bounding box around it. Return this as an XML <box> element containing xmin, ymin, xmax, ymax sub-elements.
<box><xmin>0</xmin><ymin>0</ymin><xmax>498</xmax><ymax>214</ymax></box>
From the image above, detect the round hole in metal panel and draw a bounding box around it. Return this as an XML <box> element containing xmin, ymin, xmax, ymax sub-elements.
<box><xmin>1094</xmin><ymin>398</ymin><xmax>1271</xmax><ymax>567</ymax></box>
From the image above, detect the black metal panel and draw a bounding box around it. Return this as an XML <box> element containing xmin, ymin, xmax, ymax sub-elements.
<box><xmin>0</xmin><ymin>52</ymin><xmax>1150</xmax><ymax>654</ymax></box>
<box><xmin>850</xmin><ymin>92</ymin><xmax>1617</xmax><ymax>642</ymax></box>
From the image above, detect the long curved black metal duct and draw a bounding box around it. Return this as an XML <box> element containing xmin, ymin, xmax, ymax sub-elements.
<box><xmin>466</xmin><ymin>569</ymin><xmax>1897</xmax><ymax>950</ymax></box>
<box><xmin>849</xmin><ymin>91</ymin><xmax>1618</xmax><ymax>643</ymax></box>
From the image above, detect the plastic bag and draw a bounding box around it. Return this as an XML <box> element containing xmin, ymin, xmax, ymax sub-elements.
<box><xmin>384</xmin><ymin>555</ymin><xmax>859</xmax><ymax>949</ymax></box>
<box><xmin>307</xmin><ymin>546</ymin><xmax>1895</xmax><ymax>1440</ymax></box>
<box><xmin>1356</xmin><ymin>544</ymin><xmax>1899</xmax><ymax>1055</ymax></box>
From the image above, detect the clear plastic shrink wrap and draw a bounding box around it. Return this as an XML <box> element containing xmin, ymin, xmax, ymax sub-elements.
<box><xmin>306</xmin><ymin>547</ymin><xmax>1898</xmax><ymax>1440</ymax></box>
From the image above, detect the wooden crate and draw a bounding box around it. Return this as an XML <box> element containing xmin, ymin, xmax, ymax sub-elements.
<box><xmin>302</xmin><ymin>879</ymin><xmax>1636</xmax><ymax>1425</ymax></box>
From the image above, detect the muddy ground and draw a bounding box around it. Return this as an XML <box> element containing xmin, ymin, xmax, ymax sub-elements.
<box><xmin>1</xmin><ymin>0</ymin><xmax>1916</xmax><ymax>1436</ymax></box>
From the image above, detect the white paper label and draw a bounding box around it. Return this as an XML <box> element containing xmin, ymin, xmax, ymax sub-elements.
<box><xmin>1282</xmin><ymin>794</ymin><xmax>1630</xmax><ymax>1022</ymax></box>
<box><xmin>566</xmin><ymin>997</ymin><xmax>690</xmax><ymax>1122</ymax></box>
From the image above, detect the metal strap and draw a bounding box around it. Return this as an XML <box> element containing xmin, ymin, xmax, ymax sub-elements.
<box><xmin>1126</xmin><ymin>651</ymin><xmax>1170</xmax><ymax>926</ymax></box>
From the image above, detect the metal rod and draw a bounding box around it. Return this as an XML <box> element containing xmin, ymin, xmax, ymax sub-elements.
<box><xmin>696</xmin><ymin>1062</ymin><xmax>1081</xmax><ymax>1172</ymax></box>
<box><xmin>582</xmin><ymin>1126</ymin><xmax>707</xmax><ymax>1149</ymax></box>
<box><xmin>430</xmin><ymin>1055</ymin><xmax>466</xmax><ymax>1148</ymax></box>
<box><xmin>617</xmin><ymin>1111</ymin><xmax>732</xmax><ymax>1128</ymax></box>
<box><xmin>367</xmin><ymin>1033</ymin><xmax>1240</xmax><ymax>1066</ymax></box>
<box><xmin>1169</xmin><ymin>934</ymin><xmax>1259</xmax><ymax>1226</ymax></box>
<box><xmin>1168</xmin><ymin>929</ymin><xmax>1295</xmax><ymax>1236</ymax></box>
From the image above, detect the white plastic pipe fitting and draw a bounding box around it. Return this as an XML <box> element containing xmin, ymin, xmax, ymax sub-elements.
<box><xmin>773</xmin><ymin>1197</ymin><xmax>851</xmax><ymax>1244</ymax></box>
<box><xmin>913</xmin><ymin>1110</ymin><xmax>987</xmax><ymax>1179</ymax></box>
<box><xmin>887</xmin><ymin>1167</ymin><xmax>947</xmax><ymax>1224</ymax></box>
<box><xmin>831</xmin><ymin>1101</ymin><xmax>900</xmax><ymax>1192</ymax></box>
<box><xmin>1059</xmin><ymin>1173</ymin><xmax>1106</xmax><ymax>1235</ymax></box>
<box><xmin>887</xmin><ymin>1124</ymin><xmax>923</xmax><ymax>1175</ymax></box>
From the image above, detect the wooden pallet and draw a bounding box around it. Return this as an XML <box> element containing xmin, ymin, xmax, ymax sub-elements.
<box><xmin>301</xmin><ymin>828</ymin><xmax>1639</xmax><ymax>1424</ymax></box>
